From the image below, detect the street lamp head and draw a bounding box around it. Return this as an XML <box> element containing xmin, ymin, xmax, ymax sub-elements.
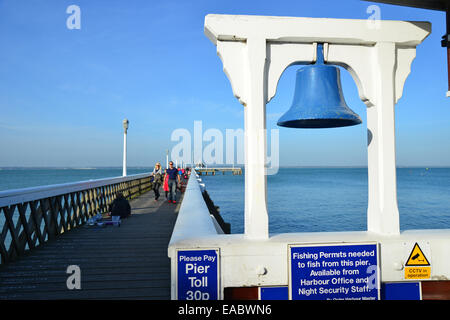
<box><xmin>123</xmin><ymin>118</ymin><xmax>129</xmax><ymax>132</ymax></box>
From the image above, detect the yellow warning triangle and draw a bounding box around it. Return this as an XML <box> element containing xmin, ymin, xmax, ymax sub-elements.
<box><xmin>405</xmin><ymin>243</ymin><xmax>430</xmax><ymax>266</ymax></box>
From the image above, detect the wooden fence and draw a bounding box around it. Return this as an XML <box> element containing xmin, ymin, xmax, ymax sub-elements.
<box><xmin>0</xmin><ymin>173</ymin><xmax>152</xmax><ymax>266</ymax></box>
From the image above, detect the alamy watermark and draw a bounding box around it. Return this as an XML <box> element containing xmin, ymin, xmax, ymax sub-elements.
<box><xmin>170</xmin><ymin>121</ymin><xmax>279</xmax><ymax>175</ymax></box>
<box><xmin>366</xmin><ymin>4</ymin><xmax>381</xmax><ymax>30</ymax></box>
<box><xmin>66</xmin><ymin>5</ymin><xmax>81</xmax><ymax>30</ymax></box>
<box><xmin>66</xmin><ymin>265</ymin><xmax>81</xmax><ymax>290</ymax></box>
<box><xmin>64</xmin><ymin>4</ymin><xmax>381</xmax><ymax>31</ymax></box>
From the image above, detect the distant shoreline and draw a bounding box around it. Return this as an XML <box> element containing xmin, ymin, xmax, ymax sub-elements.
<box><xmin>0</xmin><ymin>167</ymin><xmax>152</xmax><ymax>170</ymax></box>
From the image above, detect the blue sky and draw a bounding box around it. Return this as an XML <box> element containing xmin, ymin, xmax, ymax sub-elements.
<box><xmin>0</xmin><ymin>0</ymin><xmax>448</xmax><ymax>167</ymax></box>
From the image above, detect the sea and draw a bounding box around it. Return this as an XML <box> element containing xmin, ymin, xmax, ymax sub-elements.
<box><xmin>200</xmin><ymin>167</ymin><xmax>450</xmax><ymax>234</ymax></box>
<box><xmin>1</xmin><ymin>167</ymin><xmax>449</xmax><ymax>234</ymax></box>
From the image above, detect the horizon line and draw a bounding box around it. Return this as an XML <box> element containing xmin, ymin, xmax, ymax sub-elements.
<box><xmin>1</xmin><ymin>165</ymin><xmax>449</xmax><ymax>169</ymax></box>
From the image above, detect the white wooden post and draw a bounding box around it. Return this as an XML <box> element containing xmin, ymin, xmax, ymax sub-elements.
<box><xmin>366</xmin><ymin>42</ymin><xmax>400</xmax><ymax>235</ymax></box>
<box><xmin>205</xmin><ymin>14</ymin><xmax>430</xmax><ymax>237</ymax></box>
<box><xmin>243</xmin><ymin>37</ymin><xmax>269</xmax><ymax>239</ymax></box>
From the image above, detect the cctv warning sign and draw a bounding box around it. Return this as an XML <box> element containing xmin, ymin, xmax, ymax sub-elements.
<box><xmin>404</xmin><ymin>242</ymin><xmax>431</xmax><ymax>280</ymax></box>
<box><xmin>405</xmin><ymin>243</ymin><xmax>430</xmax><ymax>266</ymax></box>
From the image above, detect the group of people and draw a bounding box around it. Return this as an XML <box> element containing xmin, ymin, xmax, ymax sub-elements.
<box><xmin>151</xmin><ymin>161</ymin><xmax>190</xmax><ymax>203</ymax></box>
<box><xmin>104</xmin><ymin>163</ymin><xmax>189</xmax><ymax>220</ymax></box>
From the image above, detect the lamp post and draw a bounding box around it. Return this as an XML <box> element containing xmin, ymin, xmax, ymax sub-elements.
<box><xmin>122</xmin><ymin>118</ymin><xmax>129</xmax><ymax>176</ymax></box>
<box><xmin>166</xmin><ymin>149</ymin><xmax>169</xmax><ymax>169</ymax></box>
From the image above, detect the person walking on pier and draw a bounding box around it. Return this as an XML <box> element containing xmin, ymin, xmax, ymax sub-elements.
<box><xmin>163</xmin><ymin>173</ymin><xmax>169</xmax><ymax>199</ymax></box>
<box><xmin>152</xmin><ymin>162</ymin><xmax>163</xmax><ymax>201</ymax></box>
<box><xmin>165</xmin><ymin>161</ymin><xmax>180</xmax><ymax>203</ymax></box>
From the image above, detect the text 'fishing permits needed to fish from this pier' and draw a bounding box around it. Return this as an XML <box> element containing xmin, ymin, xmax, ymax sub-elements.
<box><xmin>289</xmin><ymin>243</ymin><xmax>380</xmax><ymax>300</ymax></box>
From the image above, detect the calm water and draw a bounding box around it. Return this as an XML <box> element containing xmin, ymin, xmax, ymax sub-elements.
<box><xmin>200</xmin><ymin>167</ymin><xmax>450</xmax><ymax>234</ymax></box>
<box><xmin>0</xmin><ymin>167</ymin><xmax>152</xmax><ymax>191</ymax></box>
<box><xmin>1</xmin><ymin>167</ymin><xmax>449</xmax><ymax>234</ymax></box>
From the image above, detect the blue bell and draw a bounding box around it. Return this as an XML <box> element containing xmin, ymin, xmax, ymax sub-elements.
<box><xmin>277</xmin><ymin>44</ymin><xmax>362</xmax><ymax>129</ymax></box>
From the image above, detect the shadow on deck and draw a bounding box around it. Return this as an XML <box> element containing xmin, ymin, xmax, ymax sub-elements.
<box><xmin>0</xmin><ymin>191</ymin><xmax>181</xmax><ymax>300</ymax></box>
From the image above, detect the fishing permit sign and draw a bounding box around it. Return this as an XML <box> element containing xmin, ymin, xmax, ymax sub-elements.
<box><xmin>289</xmin><ymin>243</ymin><xmax>380</xmax><ymax>300</ymax></box>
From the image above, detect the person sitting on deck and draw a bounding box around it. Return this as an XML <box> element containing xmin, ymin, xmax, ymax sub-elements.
<box><xmin>110</xmin><ymin>192</ymin><xmax>131</xmax><ymax>218</ymax></box>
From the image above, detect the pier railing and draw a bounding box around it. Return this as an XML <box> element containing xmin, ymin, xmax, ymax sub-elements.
<box><xmin>169</xmin><ymin>170</ymin><xmax>222</xmax><ymax>245</ymax></box>
<box><xmin>196</xmin><ymin>167</ymin><xmax>242</xmax><ymax>176</ymax></box>
<box><xmin>0</xmin><ymin>173</ymin><xmax>152</xmax><ymax>265</ymax></box>
<box><xmin>168</xmin><ymin>170</ymin><xmax>232</xmax><ymax>299</ymax></box>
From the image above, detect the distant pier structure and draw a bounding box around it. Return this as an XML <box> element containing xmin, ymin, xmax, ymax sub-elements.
<box><xmin>195</xmin><ymin>167</ymin><xmax>242</xmax><ymax>176</ymax></box>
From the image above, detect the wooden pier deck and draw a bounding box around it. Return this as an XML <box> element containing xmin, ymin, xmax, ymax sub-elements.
<box><xmin>0</xmin><ymin>191</ymin><xmax>181</xmax><ymax>300</ymax></box>
<box><xmin>196</xmin><ymin>167</ymin><xmax>242</xmax><ymax>176</ymax></box>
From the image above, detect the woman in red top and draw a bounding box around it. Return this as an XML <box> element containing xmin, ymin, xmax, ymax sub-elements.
<box><xmin>163</xmin><ymin>173</ymin><xmax>169</xmax><ymax>199</ymax></box>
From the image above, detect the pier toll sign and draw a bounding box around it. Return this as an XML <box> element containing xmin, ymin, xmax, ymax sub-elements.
<box><xmin>289</xmin><ymin>243</ymin><xmax>380</xmax><ymax>300</ymax></box>
<box><xmin>177</xmin><ymin>249</ymin><xmax>219</xmax><ymax>300</ymax></box>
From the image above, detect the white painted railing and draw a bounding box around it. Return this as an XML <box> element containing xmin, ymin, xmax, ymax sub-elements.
<box><xmin>167</xmin><ymin>171</ymin><xmax>450</xmax><ymax>300</ymax></box>
<box><xmin>168</xmin><ymin>170</ymin><xmax>219</xmax><ymax>246</ymax></box>
<box><xmin>0</xmin><ymin>173</ymin><xmax>152</xmax><ymax>265</ymax></box>
<box><xmin>0</xmin><ymin>173</ymin><xmax>151</xmax><ymax>207</ymax></box>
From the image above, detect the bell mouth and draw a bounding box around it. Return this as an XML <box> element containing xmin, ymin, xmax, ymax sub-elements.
<box><xmin>277</xmin><ymin>117</ymin><xmax>362</xmax><ymax>129</ymax></box>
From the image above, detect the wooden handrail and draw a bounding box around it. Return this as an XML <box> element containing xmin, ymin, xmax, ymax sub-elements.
<box><xmin>0</xmin><ymin>173</ymin><xmax>152</xmax><ymax>266</ymax></box>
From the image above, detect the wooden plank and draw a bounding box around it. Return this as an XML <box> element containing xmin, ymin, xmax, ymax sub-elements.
<box><xmin>422</xmin><ymin>280</ymin><xmax>450</xmax><ymax>300</ymax></box>
<box><xmin>0</xmin><ymin>265</ymin><xmax>169</xmax><ymax>278</ymax></box>
<box><xmin>0</xmin><ymin>208</ymin><xmax>11</xmax><ymax>264</ymax></box>
<box><xmin>0</xmin><ymin>240</ymin><xmax>8</xmax><ymax>265</ymax></box>
<box><xmin>29</xmin><ymin>200</ymin><xmax>45</xmax><ymax>246</ymax></box>
<box><xmin>39</xmin><ymin>198</ymin><xmax>54</xmax><ymax>241</ymax></box>
<box><xmin>224</xmin><ymin>287</ymin><xmax>259</xmax><ymax>300</ymax></box>
<box><xmin>0</xmin><ymin>286</ymin><xmax>171</xmax><ymax>300</ymax></box>
<box><xmin>0</xmin><ymin>273</ymin><xmax>170</xmax><ymax>287</ymax></box>
<box><xmin>0</xmin><ymin>259</ymin><xmax>170</xmax><ymax>272</ymax></box>
<box><xmin>12</xmin><ymin>253</ymin><xmax>170</xmax><ymax>261</ymax></box>
<box><xmin>3</xmin><ymin>205</ymin><xmax>22</xmax><ymax>259</ymax></box>
<box><xmin>17</xmin><ymin>203</ymin><xmax>35</xmax><ymax>251</ymax></box>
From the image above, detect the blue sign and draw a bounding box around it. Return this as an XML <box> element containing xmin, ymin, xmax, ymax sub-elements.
<box><xmin>289</xmin><ymin>243</ymin><xmax>379</xmax><ymax>300</ymax></box>
<box><xmin>260</xmin><ymin>286</ymin><xmax>289</xmax><ymax>300</ymax></box>
<box><xmin>177</xmin><ymin>249</ymin><xmax>219</xmax><ymax>300</ymax></box>
<box><xmin>382</xmin><ymin>282</ymin><xmax>421</xmax><ymax>300</ymax></box>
